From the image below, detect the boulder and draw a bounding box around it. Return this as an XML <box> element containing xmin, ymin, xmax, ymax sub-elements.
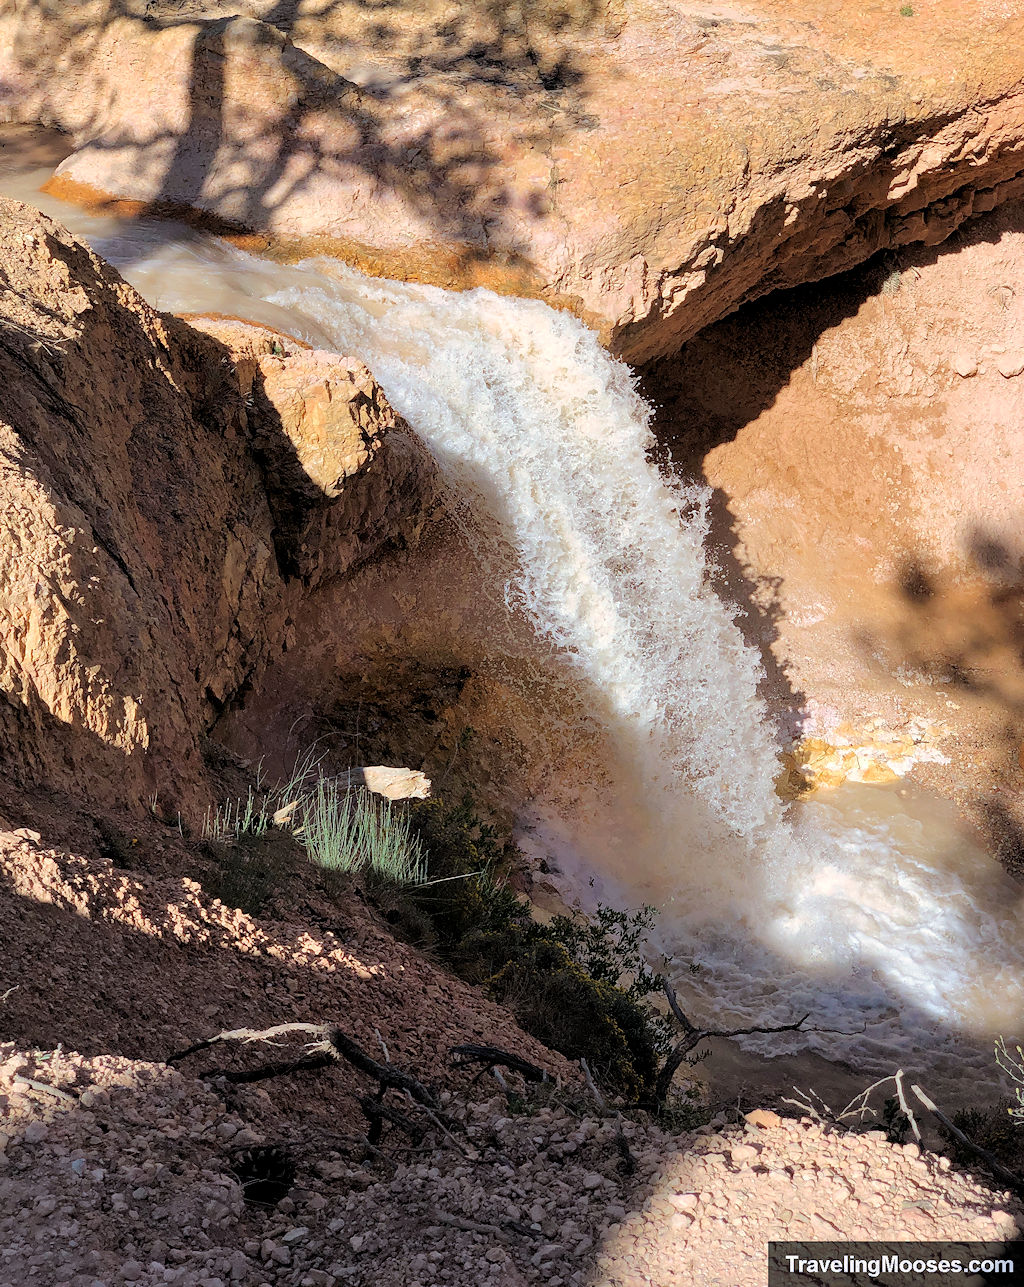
<box><xmin>186</xmin><ymin>317</ymin><xmax>431</xmax><ymax>587</ymax></box>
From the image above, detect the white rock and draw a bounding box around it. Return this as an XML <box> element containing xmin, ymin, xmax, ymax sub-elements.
<box><xmin>339</xmin><ymin>766</ymin><xmax>431</xmax><ymax>800</ymax></box>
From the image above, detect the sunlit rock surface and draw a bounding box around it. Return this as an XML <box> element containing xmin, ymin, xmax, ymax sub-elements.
<box><xmin>3</xmin><ymin>0</ymin><xmax>1024</xmax><ymax>358</ymax></box>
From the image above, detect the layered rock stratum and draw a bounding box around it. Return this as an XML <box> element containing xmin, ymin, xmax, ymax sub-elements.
<box><xmin>3</xmin><ymin>0</ymin><xmax>1024</xmax><ymax>358</ymax></box>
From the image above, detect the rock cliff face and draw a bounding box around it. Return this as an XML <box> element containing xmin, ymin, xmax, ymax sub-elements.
<box><xmin>3</xmin><ymin>0</ymin><xmax>1024</xmax><ymax>359</ymax></box>
<box><xmin>0</xmin><ymin>199</ymin><xmax>434</xmax><ymax>816</ymax></box>
<box><xmin>643</xmin><ymin>199</ymin><xmax>1024</xmax><ymax>853</ymax></box>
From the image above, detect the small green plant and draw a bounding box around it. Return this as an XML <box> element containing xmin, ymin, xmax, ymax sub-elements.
<box><xmin>882</xmin><ymin>1095</ymin><xmax>911</xmax><ymax>1144</ymax></box>
<box><xmin>202</xmin><ymin>832</ymin><xmax>293</xmax><ymax>917</ymax></box>
<box><xmin>399</xmin><ymin>797</ymin><xmax>672</xmax><ymax>1096</ymax></box>
<box><xmin>302</xmin><ymin>778</ymin><xmax>426</xmax><ymax>885</ymax></box>
<box><xmin>881</xmin><ymin>267</ymin><xmax>903</xmax><ymax>296</ymax></box>
<box><xmin>201</xmin><ymin>753</ymin><xmax>320</xmax><ymax>842</ymax></box>
<box><xmin>899</xmin><ymin>3</ymin><xmax>914</xmax><ymax>14</ymax></box>
<box><xmin>200</xmin><ymin>754</ymin><xmax>428</xmax><ymax>915</ymax></box>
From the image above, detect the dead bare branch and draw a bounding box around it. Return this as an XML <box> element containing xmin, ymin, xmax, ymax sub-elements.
<box><xmin>580</xmin><ymin>1057</ymin><xmax>606</xmax><ymax>1109</ymax></box>
<box><xmin>911</xmin><ymin>1084</ymin><xmax>1024</xmax><ymax>1196</ymax></box>
<box><xmin>893</xmin><ymin>1070</ymin><xmax>922</xmax><ymax>1143</ymax></box>
<box><xmin>651</xmin><ymin>1010</ymin><xmax>811</xmax><ymax>1111</ymax></box>
<box><xmin>168</xmin><ymin>1022</ymin><xmax>330</xmax><ymax>1065</ymax></box>
<box><xmin>218</xmin><ymin>1052</ymin><xmax>337</xmax><ymax>1084</ymax></box>
<box><xmin>328</xmin><ymin>1029</ymin><xmax>441</xmax><ymax>1113</ymax></box>
<box><xmin>661</xmin><ymin>979</ymin><xmax>697</xmax><ymax>1034</ymax></box>
<box><xmin>359</xmin><ymin>1096</ymin><xmax>425</xmax><ymax>1146</ymax></box>
<box><xmin>784</xmin><ymin>1071</ymin><xmax>920</xmax><ymax>1142</ymax></box>
<box><xmin>13</xmin><ymin>1075</ymin><xmax>77</xmax><ymax>1104</ymax></box>
<box><xmin>448</xmin><ymin>1044</ymin><xmax>549</xmax><ymax>1083</ymax></box>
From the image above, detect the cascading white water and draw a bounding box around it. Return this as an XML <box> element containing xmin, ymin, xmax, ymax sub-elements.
<box><xmin>5</xmin><ymin>152</ymin><xmax>1023</xmax><ymax>1088</ymax></box>
<box><xmin>266</xmin><ymin>264</ymin><xmax>1023</xmax><ymax>1083</ymax></box>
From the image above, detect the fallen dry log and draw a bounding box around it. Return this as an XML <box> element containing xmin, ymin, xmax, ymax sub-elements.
<box><xmin>168</xmin><ymin>1020</ymin><xmax>459</xmax><ymax>1150</ymax></box>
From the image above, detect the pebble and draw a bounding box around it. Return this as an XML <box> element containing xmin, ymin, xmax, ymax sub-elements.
<box><xmin>729</xmin><ymin>1144</ymin><xmax>759</xmax><ymax>1165</ymax></box>
<box><xmin>952</xmin><ymin>350</ymin><xmax>979</xmax><ymax>377</ymax></box>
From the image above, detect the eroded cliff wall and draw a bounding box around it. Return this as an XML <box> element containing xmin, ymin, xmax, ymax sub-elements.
<box><xmin>0</xmin><ymin>198</ymin><xmax>434</xmax><ymax>815</ymax></box>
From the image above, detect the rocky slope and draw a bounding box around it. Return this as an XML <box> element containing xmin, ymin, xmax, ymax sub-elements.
<box><xmin>0</xmin><ymin>197</ymin><xmax>433</xmax><ymax>819</ymax></box>
<box><xmin>1</xmin><ymin>817</ymin><xmax>1020</xmax><ymax>1286</ymax></box>
<box><xmin>3</xmin><ymin>1</ymin><xmax>1024</xmax><ymax>358</ymax></box>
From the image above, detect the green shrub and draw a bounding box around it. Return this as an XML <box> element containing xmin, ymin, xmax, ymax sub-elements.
<box><xmin>940</xmin><ymin>1103</ymin><xmax>1024</xmax><ymax>1170</ymax></box>
<box><xmin>480</xmin><ymin>927</ymin><xmax>662</xmax><ymax>1098</ymax></box>
<box><xmin>404</xmin><ymin>797</ymin><xmax>526</xmax><ymax>948</ymax></box>
<box><xmin>399</xmin><ymin>798</ymin><xmax>669</xmax><ymax>1097</ymax></box>
<box><xmin>200</xmin><ymin>829</ymin><xmax>303</xmax><ymax>918</ymax></box>
<box><xmin>545</xmin><ymin>903</ymin><xmax>664</xmax><ymax>1000</ymax></box>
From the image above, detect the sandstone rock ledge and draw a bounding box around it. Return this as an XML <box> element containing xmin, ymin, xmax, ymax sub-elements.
<box><xmin>0</xmin><ymin>198</ymin><xmax>435</xmax><ymax>816</ymax></box>
<box><xmin>3</xmin><ymin>1</ymin><xmax>1024</xmax><ymax>358</ymax></box>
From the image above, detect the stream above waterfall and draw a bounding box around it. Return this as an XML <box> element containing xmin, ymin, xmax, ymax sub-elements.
<box><xmin>3</xmin><ymin>127</ymin><xmax>1022</xmax><ymax>1106</ymax></box>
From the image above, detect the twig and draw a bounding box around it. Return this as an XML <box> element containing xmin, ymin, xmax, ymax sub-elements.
<box><xmin>169</xmin><ymin>1021</ymin><xmax>469</xmax><ymax>1156</ymax></box>
<box><xmin>216</xmin><ymin>1052</ymin><xmax>337</xmax><ymax>1085</ymax></box>
<box><xmin>328</xmin><ymin>1029</ymin><xmax>441</xmax><ymax>1113</ymax></box>
<box><xmin>785</xmin><ymin>1072</ymin><xmax>921</xmax><ymax>1141</ymax></box>
<box><xmin>579</xmin><ymin>1058</ymin><xmax>606</xmax><ymax>1109</ymax></box>
<box><xmin>0</xmin><ymin>985</ymin><xmax>19</xmax><ymax>1004</ymax></box>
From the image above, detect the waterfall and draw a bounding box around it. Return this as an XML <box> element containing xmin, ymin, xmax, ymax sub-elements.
<box><xmin>262</xmin><ymin>264</ymin><xmax>1023</xmax><ymax>1079</ymax></box>
<box><xmin>11</xmin><ymin>166</ymin><xmax>1019</xmax><ymax>1083</ymax></box>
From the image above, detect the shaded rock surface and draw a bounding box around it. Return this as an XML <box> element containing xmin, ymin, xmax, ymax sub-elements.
<box><xmin>0</xmin><ymin>199</ymin><xmax>434</xmax><ymax>816</ymax></box>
